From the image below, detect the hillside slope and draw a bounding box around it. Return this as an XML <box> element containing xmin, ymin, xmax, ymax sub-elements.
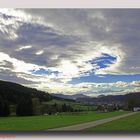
<box><xmin>0</xmin><ymin>80</ymin><xmax>96</xmax><ymax>113</ymax></box>
<box><xmin>0</xmin><ymin>80</ymin><xmax>53</xmax><ymax>104</ymax></box>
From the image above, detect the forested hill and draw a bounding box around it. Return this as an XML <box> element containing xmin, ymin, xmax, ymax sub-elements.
<box><xmin>0</xmin><ymin>80</ymin><xmax>53</xmax><ymax>104</ymax></box>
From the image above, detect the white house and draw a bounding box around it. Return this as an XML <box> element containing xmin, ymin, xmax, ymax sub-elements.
<box><xmin>133</xmin><ymin>107</ymin><xmax>140</xmax><ymax>112</ymax></box>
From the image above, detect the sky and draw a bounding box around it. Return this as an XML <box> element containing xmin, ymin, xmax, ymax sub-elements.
<box><xmin>0</xmin><ymin>9</ymin><xmax>140</xmax><ymax>97</ymax></box>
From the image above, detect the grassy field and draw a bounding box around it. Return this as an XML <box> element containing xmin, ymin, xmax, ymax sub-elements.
<box><xmin>87</xmin><ymin>112</ymin><xmax>140</xmax><ymax>132</ymax></box>
<box><xmin>0</xmin><ymin>111</ymin><xmax>129</xmax><ymax>131</ymax></box>
<box><xmin>47</xmin><ymin>99</ymin><xmax>97</xmax><ymax>111</ymax></box>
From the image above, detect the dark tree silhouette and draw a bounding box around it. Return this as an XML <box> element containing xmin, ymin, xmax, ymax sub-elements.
<box><xmin>16</xmin><ymin>96</ymin><xmax>33</xmax><ymax>116</ymax></box>
<box><xmin>0</xmin><ymin>96</ymin><xmax>10</xmax><ymax>117</ymax></box>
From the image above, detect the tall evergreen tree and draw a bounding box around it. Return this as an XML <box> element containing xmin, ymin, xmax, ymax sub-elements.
<box><xmin>0</xmin><ymin>96</ymin><xmax>10</xmax><ymax>117</ymax></box>
<box><xmin>0</xmin><ymin>100</ymin><xmax>5</xmax><ymax>116</ymax></box>
<box><xmin>62</xmin><ymin>103</ymin><xmax>67</xmax><ymax>112</ymax></box>
<box><xmin>16</xmin><ymin>96</ymin><xmax>33</xmax><ymax>116</ymax></box>
<box><xmin>32</xmin><ymin>98</ymin><xmax>41</xmax><ymax>115</ymax></box>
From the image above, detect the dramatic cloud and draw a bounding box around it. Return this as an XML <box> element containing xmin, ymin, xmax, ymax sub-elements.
<box><xmin>131</xmin><ymin>81</ymin><xmax>140</xmax><ymax>87</ymax></box>
<box><xmin>0</xmin><ymin>9</ymin><xmax>140</xmax><ymax>96</ymax></box>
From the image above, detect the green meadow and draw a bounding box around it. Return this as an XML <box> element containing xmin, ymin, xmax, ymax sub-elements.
<box><xmin>47</xmin><ymin>99</ymin><xmax>97</xmax><ymax>111</ymax></box>
<box><xmin>87</xmin><ymin>112</ymin><xmax>140</xmax><ymax>131</ymax></box>
<box><xmin>0</xmin><ymin>111</ymin><xmax>128</xmax><ymax>131</ymax></box>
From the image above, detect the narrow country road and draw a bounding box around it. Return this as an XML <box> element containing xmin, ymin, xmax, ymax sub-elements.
<box><xmin>48</xmin><ymin>112</ymin><xmax>138</xmax><ymax>131</ymax></box>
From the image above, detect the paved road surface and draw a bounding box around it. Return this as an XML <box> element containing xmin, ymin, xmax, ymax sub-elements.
<box><xmin>48</xmin><ymin>112</ymin><xmax>138</xmax><ymax>131</ymax></box>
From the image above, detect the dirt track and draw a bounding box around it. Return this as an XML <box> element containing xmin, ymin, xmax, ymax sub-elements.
<box><xmin>49</xmin><ymin>112</ymin><xmax>137</xmax><ymax>131</ymax></box>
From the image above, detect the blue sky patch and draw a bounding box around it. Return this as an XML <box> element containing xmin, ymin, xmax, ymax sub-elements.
<box><xmin>69</xmin><ymin>74</ymin><xmax>140</xmax><ymax>84</ymax></box>
<box><xmin>89</xmin><ymin>53</ymin><xmax>117</xmax><ymax>69</ymax></box>
<box><xmin>31</xmin><ymin>68</ymin><xmax>59</xmax><ymax>76</ymax></box>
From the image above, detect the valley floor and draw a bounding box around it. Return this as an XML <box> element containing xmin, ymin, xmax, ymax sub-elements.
<box><xmin>0</xmin><ymin>111</ymin><xmax>128</xmax><ymax>131</ymax></box>
<box><xmin>49</xmin><ymin>112</ymin><xmax>137</xmax><ymax>131</ymax></box>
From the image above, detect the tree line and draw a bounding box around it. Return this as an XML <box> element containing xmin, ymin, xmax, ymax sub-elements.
<box><xmin>0</xmin><ymin>96</ymin><xmax>76</xmax><ymax>117</ymax></box>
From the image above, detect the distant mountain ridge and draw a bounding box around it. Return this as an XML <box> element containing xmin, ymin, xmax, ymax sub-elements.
<box><xmin>53</xmin><ymin>92</ymin><xmax>140</xmax><ymax>105</ymax></box>
<box><xmin>52</xmin><ymin>93</ymin><xmax>89</xmax><ymax>100</ymax></box>
<box><xmin>77</xmin><ymin>92</ymin><xmax>140</xmax><ymax>104</ymax></box>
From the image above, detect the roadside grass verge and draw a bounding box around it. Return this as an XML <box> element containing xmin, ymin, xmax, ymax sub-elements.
<box><xmin>87</xmin><ymin>112</ymin><xmax>140</xmax><ymax>132</ymax></box>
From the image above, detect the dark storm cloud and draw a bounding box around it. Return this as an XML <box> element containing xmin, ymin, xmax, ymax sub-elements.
<box><xmin>0</xmin><ymin>19</ymin><xmax>82</xmax><ymax>67</ymax></box>
<box><xmin>16</xmin><ymin>23</ymin><xmax>80</xmax><ymax>47</ymax></box>
<box><xmin>0</xmin><ymin>9</ymin><xmax>140</xmax><ymax>74</ymax></box>
<box><xmin>0</xmin><ymin>69</ymin><xmax>38</xmax><ymax>85</ymax></box>
<box><xmin>0</xmin><ymin>60</ymin><xmax>14</xmax><ymax>69</ymax></box>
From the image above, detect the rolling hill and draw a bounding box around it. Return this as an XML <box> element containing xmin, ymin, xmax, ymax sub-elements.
<box><xmin>0</xmin><ymin>80</ymin><xmax>54</xmax><ymax>104</ymax></box>
<box><xmin>0</xmin><ymin>80</ymin><xmax>96</xmax><ymax>113</ymax></box>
